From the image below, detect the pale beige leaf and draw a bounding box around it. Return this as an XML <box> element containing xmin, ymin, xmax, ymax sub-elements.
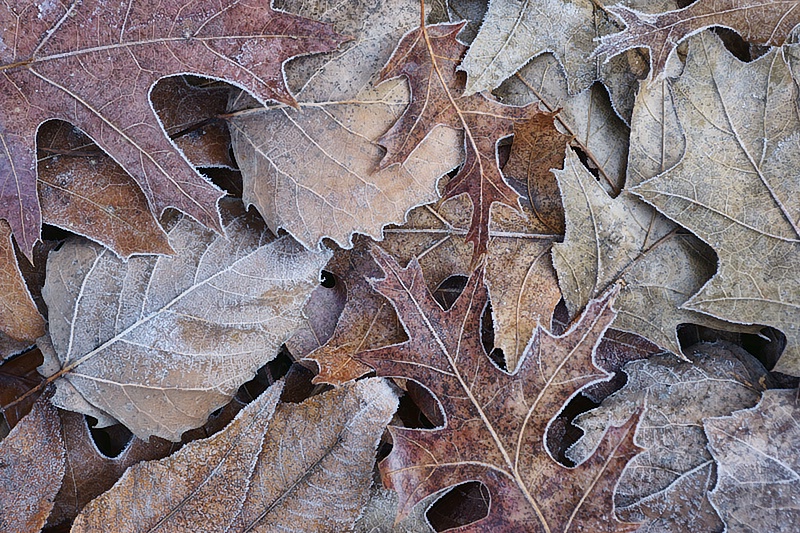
<box><xmin>71</xmin><ymin>381</ymin><xmax>284</xmax><ymax>533</ymax></box>
<box><xmin>630</xmin><ymin>33</ymin><xmax>800</xmax><ymax>374</ymax></box>
<box><xmin>552</xmin><ymin>149</ymin><xmax>761</xmax><ymax>355</ymax></box>
<box><xmin>354</xmin><ymin>484</ymin><xmax>436</xmax><ymax>533</ymax></box>
<box><xmin>461</xmin><ymin>0</ymin><xmax>677</xmax><ymax>120</ymax></box>
<box><xmin>705</xmin><ymin>389</ymin><xmax>800</xmax><ymax>532</ymax></box>
<box><xmin>569</xmin><ymin>342</ymin><xmax>772</xmax><ymax>532</ymax></box>
<box><xmin>0</xmin><ymin>397</ymin><xmax>65</xmax><ymax>533</ymax></box>
<box><xmin>229</xmin><ymin>0</ymin><xmax>461</xmax><ymax>251</ymax></box>
<box><xmin>37</xmin><ymin>201</ymin><xmax>330</xmax><ymax>441</ymax></box>
<box><xmin>230</xmin><ymin>378</ymin><xmax>398</xmax><ymax>532</ymax></box>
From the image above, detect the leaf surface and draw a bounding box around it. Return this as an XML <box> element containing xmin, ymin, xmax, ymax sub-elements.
<box><xmin>630</xmin><ymin>34</ymin><xmax>800</xmax><ymax>374</ymax></box>
<box><xmin>37</xmin><ymin>200</ymin><xmax>330</xmax><ymax>440</ymax></box>
<box><xmin>596</xmin><ymin>0</ymin><xmax>800</xmax><ymax>79</ymax></box>
<box><xmin>705</xmin><ymin>388</ymin><xmax>800</xmax><ymax>532</ymax></box>
<box><xmin>0</xmin><ymin>0</ymin><xmax>345</xmax><ymax>257</ymax></box>
<box><xmin>356</xmin><ymin>247</ymin><xmax>641</xmax><ymax>531</ymax></box>
<box><xmin>0</xmin><ymin>221</ymin><xmax>44</xmax><ymax>342</ymax></box>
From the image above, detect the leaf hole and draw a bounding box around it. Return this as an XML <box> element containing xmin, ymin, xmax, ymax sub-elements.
<box><xmin>546</xmin><ymin>393</ymin><xmax>600</xmax><ymax>467</ymax></box>
<box><xmin>480</xmin><ymin>300</ymin><xmax>506</xmax><ymax>371</ymax></box>
<box><xmin>432</xmin><ymin>274</ymin><xmax>468</xmax><ymax>310</ymax></box>
<box><xmin>320</xmin><ymin>270</ymin><xmax>336</xmax><ymax>288</ymax></box>
<box><xmin>396</xmin><ymin>380</ymin><xmax>443</xmax><ymax>429</ymax></box>
<box><xmin>87</xmin><ymin>419</ymin><xmax>133</xmax><ymax>458</ymax></box>
<box><xmin>426</xmin><ymin>481</ymin><xmax>490</xmax><ymax>531</ymax></box>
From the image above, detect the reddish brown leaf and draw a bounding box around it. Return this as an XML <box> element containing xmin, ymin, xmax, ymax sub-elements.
<box><xmin>356</xmin><ymin>247</ymin><xmax>642</xmax><ymax>531</ymax></box>
<box><xmin>0</xmin><ymin>221</ymin><xmax>44</xmax><ymax>342</ymax></box>
<box><xmin>503</xmin><ymin>110</ymin><xmax>573</xmax><ymax>235</ymax></box>
<box><xmin>595</xmin><ymin>0</ymin><xmax>800</xmax><ymax>78</ymax></box>
<box><xmin>0</xmin><ymin>396</ymin><xmax>65</xmax><ymax>533</ymax></box>
<box><xmin>0</xmin><ymin>348</ymin><xmax>44</xmax><ymax>434</ymax></box>
<box><xmin>378</xmin><ymin>22</ymin><xmax>539</xmax><ymax>259</ymax></box>
<box><xmin>0</xmin><ymin>1</ymin><xmax>346</xmax><ymax>257</ymax></box>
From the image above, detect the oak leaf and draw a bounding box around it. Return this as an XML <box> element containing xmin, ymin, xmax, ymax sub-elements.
<box><xmin>229</xmin><ymin>0</ymin><xmax>461</xmax><ymax>251</ymax></box>
<box><xmin>0</xmin><ymin>221</ymin><xmax>44</xmax><ymax>343</ymax></box>
<box><xmin>356</xmin><ymin>247</ymin><xmax>641</xmax><ymax>531</ymax></box>
<box><xmin>0</xmin><ymin>0</ymin><xmax>346</xmax><ymax>257</ymax></box>
<box><xmin>377</xmin><ymin>21</ymin><xmax>539</xmax><ymax>259</ymax></box>
<box><xmin>595</xmin><ymin>0</ymin><xmax>800</xmax><ymax>79</ymax></box>
<box><xmin>0</xmin><ymin>396</ymin><xmax>65</xmax><ymax>533</ymax></box>
<box><xmin>569</xmin><ymin>342</ymin><xmax>772</xmax><ymax>532</ymax></box>
<box><xmin>704</xmin><ymin>388</ymin><xmax>800</xmax><ymax>532</ymax></box>
<box><xmin>630</xmin><ymin>33</ymin><xmax>800</xmax><ymax>374</ymax></box>
<box><xmin>37</xmin><ymin>200</ymin><xmax>330</xmax><ymax>440</ymax></box>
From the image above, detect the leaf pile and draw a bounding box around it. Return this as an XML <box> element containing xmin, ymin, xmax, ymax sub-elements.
<box><xmin>2</xmin><ymin>0</ymin><xmax>800</xmax><ymax>531</ymax></box>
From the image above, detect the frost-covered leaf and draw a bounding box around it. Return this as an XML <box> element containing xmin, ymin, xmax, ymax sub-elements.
<box><xmin>0</xmin><ymin>222</ymin><xmax>44</xmax><ymax>343</ymax></box>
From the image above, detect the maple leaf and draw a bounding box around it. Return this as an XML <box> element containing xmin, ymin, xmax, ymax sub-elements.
<box><xmin>229</xmin><ymin>0</ymin><xmax>461</xmax><ymax>251</ymax></box>
<box><xmin>630</xmin><ymin>33</ymin><xmax>800</xmax><ymax>374</ymax></box>
<box><xmin>461</xmin><ymin>0</ymin><xmax>678</xmax><ymax>121</ymax></box>
<box><xmin>569</xmin><ymin>342</ymin><xmax>772</xmax><ymax>531</ymax></box>
<box><xmin>595</xmin><ymin>0</ymin><xmax>800</xmax><ymax>79</ymax></box>
<box><xmin>377</xmin><ymin>21</ymin><xmax>539</xmax><ymax>259</ymax></box>
<box><xmin>552</xmin><ymin>148</ymin><xmax>761</xmax><ymax>356</ymax></box>
<box><xmin>35</xmin><ymin>200</ymin><xmax>330</xmax><ymax>441</ymax></box>
<box><xmin>704</xmin><ymin>388</ymin><xmax>800</xmax><ymax>532</ymax></box>
<box><xmin>0</xmin><ymin>0</ymin><xmax>346</xmax><ymax>257</ymax></box>
<box><xmin>356</xmin><ymin>246</ymin><xmax>641</xmax><ymax>531</ymax></box>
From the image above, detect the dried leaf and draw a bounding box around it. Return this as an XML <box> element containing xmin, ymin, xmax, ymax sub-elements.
<box><xmin>0</xmin><ymin>397</ymin><xmax>65</xmax><ymax>533</ymax></box>
<box><xmin>354</xmin><ymin>484</ymin><xmax>436</xmax><ymax>533</ymax></box>
<box><xmin>229</xmin><ymin>0</ymin><xmax>460</xmax><ymax>251</ymax></box>
<box><xmin>71</xmin><ymin>381</ymin><xmax>284</xmax><ymax>532</ymax></box>
<box><xmin>356</xmin><ymin>247</ymin><xmax>641</xmax><ymax>531</ymax></box>
<box><xmin>705</xmin><ymin>388</ymin><xmax>800</xmax><ymax>532</ymax></box>
<box><xmin>377</xmin><ymin>21</ymin><xmax>539</xmax><ymax>258</ymax></box>
<box><xmin>230</xmin><ymin>378</ymin><xmax>398</xmax><ymax>531</ymax></box>
<box><xmin>0</xmin><ymin>221</ymin><xmax>44</xmax><ymax>343</ymax></box>
<box><xmin>596</xmin><ymin>0</ymin><xmax>800</xmax><ymax>79</ymax></box>
<box><xmin>461</xmin><ymin>0</ymin><xmax>677</xmax><ymax>120</ymax></box>
<box><xmin>553</xmin><ymin>148</ymin><xmax>761</xmax><ymax>356</ymax></box>
<box><xmin>630</xmin><ymin>34</ymin><xmax>800</xmax><ymax>374</ymax></box>
<box><xmin>0</xmin><ymin>0</ymin><xmax>346</xmax><ymax>257</ymax></box>
<box><xmin>569</xmin><ymin>342</ymin><xmax>772</xmax><ymax>532</ymax></box>
<box><xmin>0</xmin><ymin>348</ymin><xmax>44</xmax><ymax>434</ymax></box>
<box><xmin>38</xmin><ymin>200</ymin><xmax>330</xmax><ymax>440</ymax></box>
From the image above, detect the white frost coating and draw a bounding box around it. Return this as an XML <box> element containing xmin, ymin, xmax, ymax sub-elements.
<box><xmin>37</xmin><ymin>0</ymin><xmax>57</xmax><ymax>19</ymax></box>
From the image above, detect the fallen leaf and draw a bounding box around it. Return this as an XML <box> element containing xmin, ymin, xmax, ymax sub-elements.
<box><xmin>0</xmin><ymin>0</ymin><xmax>346</xmax><ymax>257</ymax></box>
<box><xmin>569</xmin><ymin>341</ymin><xmax>772</xmax><ymax>532</ymax></box>
<box><xmin>0</xmin><ymin>348</ymin><xmax>44</xmax><ymax>435</ymax></box>
<box><xmin>0</xmin><ymin>221</ymin><xmax>44</xmax><ymax>343</ymax></box>
<box><xmin>354</xmin><ymin>483</ymin><xmax>436</xmax><ymax>533</ymax></box>
<box><xmin>71</xmin><ymin>380</ymin><xmax>284</xmax><ymax>532</ymax></box>
<box><xmin>229</xmin><ymin>0</ymin><xmax>461</xmax><ymax>251</ymax></box>
<box><xmin>595</xmin><ymin>0</ymin><xmax>800</xmax><ymax>79</ymax></box>
<box><xmin>356</xmin><ymin>247</ymin><xmax>641</xmax><ymax>531</ymax></box>
<box><xmin>461</xmin><ymin>0</ymin><xmax>677</xmax><ymax>121</ymax></box>
<box><xmin>630</xmin><ymin>33</ymin><xmax>800</xmax><ymax>374</ymax></box>
<box><xmin>0</xmin><ymin>396</ymin><xmax>65</xmax><ymax>533</ymax></box>
<box><xmin>37</xmin><ymin>200</ymin><xmax>330</xmax><ymax>440</ymax></box>
<box><xmin>705</xmin><ymin>388</ymin><xmax>800</xmax><ymax>532</ymax></box>
<box><xmin>553</xmin><ymin>148</ymin><xmax>761</xmax><ymax>356</ymax></box>
<box><xmin>377</xmin><ymin>20</ymin><xmax>539</xmax><ymax>259</ymax></box>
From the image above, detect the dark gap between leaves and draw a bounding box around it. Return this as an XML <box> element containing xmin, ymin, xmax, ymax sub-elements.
<box><xmin>426</xmin><ymin>481</ymin><xmax>490</xmax><ymax>531</ymax></box>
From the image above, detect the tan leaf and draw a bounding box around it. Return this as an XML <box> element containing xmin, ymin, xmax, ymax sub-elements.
<box><xmin>71</xmin><ymin>381</ymin><xmax>284</xmax><ymax>532</ymax></box>
<box><xmin>596</xmin><ymin>0</ymin><xmax>800</xmax><ymax>79</ymax></box>
<box><xmin>705</xmin><ymin>388</ymin><xmax>800</xmax><ymax>532</ymax></box>
<box><xmin>0</xmin><ymin>396</ymin><xmax>65</xmax><ymax>533</ymax></box>
<box><xmin>37</xmin><ymin>200</ymin><xmax>330</xmax><ymax>440</ymax></box>
<box><xmin>630</xmin><ymin>33</ymin><xmax>800</xmax><ymax>374</ymax></box>
<box><xmin>356</xmin><ymin>248</ymin><xmax>641</xmax><ymax>531</ymax></box>
<box><xmin>229</xmin><ymin>0</ymin><xmax>461</xmax><ymax>251</ymax></box>
<box><xmin>552</xmin><ymin>148</ymin><xmax>761</xmax><ymax>356</ymax></box>
<box><xmin>0</xmin><ymin>221</ymin><xmax>44</xmax><ymax>343</ymax></box>
<box><xmin>354</xmin><ymin>484</ymin><xmax>436</xmax><ymax>533</ymax></box>
<box><xmin>461</xmin><ymin>0</ymin><xmax>677</xmax><ymax>120</ymax></box>
<box><xmin>569</xmin><ymin>342</ymin><xmax>772</xmax><ymax>532</ymax></box>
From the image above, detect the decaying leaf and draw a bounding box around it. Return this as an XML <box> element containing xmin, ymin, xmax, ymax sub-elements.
<box><xmin>552</xmin><ymin>149</ymin><xmax>758</xmax><ymax>355</ymax></box>
<box><xmin>377</xmin><ymin>20</ymin><xmax>539</xmax><ymax>258</ymax></box>
<box><xmin>630</xmin><ymin>33</ymin><xmax>800</xmax><ymax>374</ymax></box>
<box><xmin>0</xmin><ymin>348</ymin><xmax>44</xmax><ymax>436</ymax></box>
<box><xmin>461</xmin><ymin>0</ymin><xmax>677</xmax><ymax>120</ymax></box>
<box><xmin>705</xmin><ymin>388</ymin><xmax>800</xmax><ymax>532</ymax></box>
<box><xmin>71</xmin><ymin>380</ymin><xmax>284</xmax><ymax>532</ymax></box>
<box><xmin>0</xmin><ymin>0</ymin><xmax>346</xmax><ymax>257</ymax></box>
<box><xmin>229</xmin><ymin>0</ymin><xmax>461</xmax><ymax>251</ymax></box>
<box><xmin>569</xmin><ymin>342</ymin><xmax>772</xmax><ymax>532</ymax></box>
<box><xmin>0</xmin><ymin>221</ymin><xmax>44</xmax><ymax>343</ymax></box>
<box><xmin>356</xmin><ymin>247</ymin><xmax>641</xmax><ymax>531</ymax></box>
<box><xmin>37</xmin><ymin>200</ymin><xmax>330</xmax><ymax>440</ymax></box>
<box><xmin>596</xmin><ymin>0</ymin><xmax>800</xmax><ymax>79</ymax></box>
<box><xmin>0</xmin><ymin>396</ymin><xmax>65</xmax><ymax>533</ymax></box>
<box><xmin>354</xmin><ymin>484</ymin><xmax>436</xmax><ymax>533</ymax></box>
